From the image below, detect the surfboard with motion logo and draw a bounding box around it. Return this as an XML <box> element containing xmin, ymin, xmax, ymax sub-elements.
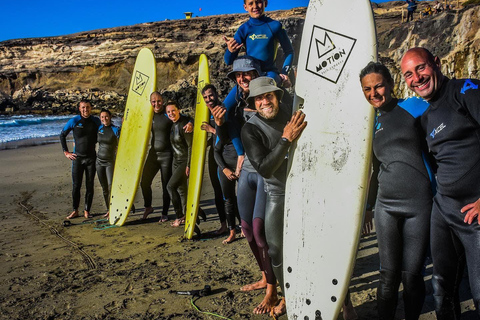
<box><xmin>109</xmin><ymin>48</ymin><xmax>156</xmax><ymax>226</ymax></box>
<box><xmin>184</xmin><ymin>54</ymin><xmax>210</xmax><ymax>240</ymax></box>
<box><xmin>283</xmin><ymin>0</ymin><xmax>377</xmax><ymax>319</ymax></box>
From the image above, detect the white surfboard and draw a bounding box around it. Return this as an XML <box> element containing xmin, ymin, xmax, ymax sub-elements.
<box><xmin>283</xmin><ymin>1</ymin><xmax>377</xmax><ymax>319</ymax></box>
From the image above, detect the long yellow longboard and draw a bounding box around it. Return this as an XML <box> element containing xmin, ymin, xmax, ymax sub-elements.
<box><xmin>184</xmin><ymin>54</ymin><xmax>210</xmax><ymax>239</ymax></box>
<box><xmin>109</xmin><ymin>48</ymin><xmax>156</xmax><ymax>226</ymax></box>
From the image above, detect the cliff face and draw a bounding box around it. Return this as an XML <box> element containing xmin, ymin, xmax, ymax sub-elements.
<box><xmin>0</xmin><ymin>3</ymin><xmax>479</xmax><ymax>114</ymax></box>
<box><xmin>375</xmin><ymin>2</ymin><xmax>480</xmax><ymax>97</ymax></box>
<box><xmin>0</xmin><ymin>9</ymin><xmax>305</xmax><ymax>114</ymax></box>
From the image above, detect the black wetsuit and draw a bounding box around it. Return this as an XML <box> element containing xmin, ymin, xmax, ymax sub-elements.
<box><xmin>141</xmin><ymin>112</ymin><xmax>173</xmax><ymax>215</ymax></box>
<box><xmin>218</xmin><ymin>92</ymin><xmax>274</xmax><ymax>285</ymax></box>
<box><xmin>420</xmin><ymin>78</ymin><xmax>480</xmax><ymax>319</ymax></box>
<box><xmin>60</xmin><ymin>115</ymin><xmax>101</xmax><ymax>212</ymax></box>
<box><xmin>167</xmin><ymin>115</ymin><xmax>193</xmax><ymax>218</ymax></box>
<box><xmin>370</xmin><ymin>97</ymin><xmax>435</xmax><ymax>320</ymax></box>
<box><xmin>96</xmin><ymin>124</ymin><xmax>120</xmax><ymax>209</ymax></box>
<box><xmin>241</xmin><ymin>103</ymin><xmax>291</xmax><ymax>292</ymax></box>
<box><xmin>214</xmin><ymin>126</ymin><xmax>240</xmax><ymax>231</ymax></box>
<box><xmin>206</xmin><ymin>118</ymin><xmax>227</xmax><ymax>226</ymax></box>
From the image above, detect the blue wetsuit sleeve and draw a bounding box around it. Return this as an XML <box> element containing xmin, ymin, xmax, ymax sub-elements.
<box><xmin>113</xmin><ymin>125</ymin><xmax>121</xmax><ymax>139</ymax></box>
<box><xmin>60</xmin><ymin>116</ymin><xmax>80</xmax><ymax>152</ymax></box>
<box><xmin>460</xmin><ymin>79</ymin><xmax>480</xmax><ymax>124</ymax></box>
<box><xmin>221</xmin><ymin>87</ymin><xmax>245</xmax><ymax>156</ymax></box>
<box><xmin>398</xmin><ymin>97</ymin><xmax>430</xmax><ymax>119</ymax></box>
<box><xmin>228</xmin><ymin>120</ymin><xmax>245</xmax><ymax>156</ymax></box>
<box><xmin>276</xmin><ymin>24</ymin><xmax>294</xmax><ymax>75</ymax></box>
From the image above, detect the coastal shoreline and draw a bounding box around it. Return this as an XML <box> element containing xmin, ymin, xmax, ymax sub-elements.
<box><xmin>0</xmin><ymin>143</ymin><xmax>476</xmax><ymax>319</ymax></box>
<box><xmin>0</xmin><ymin>136</ymin><xmax>61</xmax><ymax>151</ymax></box>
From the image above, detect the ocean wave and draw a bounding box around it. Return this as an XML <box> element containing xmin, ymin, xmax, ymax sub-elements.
<box><xmin>0</xmin><ymin>115</ymin><xmax>72</xmax><ymax>127</ymax></box>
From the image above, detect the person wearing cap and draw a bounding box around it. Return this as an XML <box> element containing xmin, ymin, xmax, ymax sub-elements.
<box><xmin>241</xmin><ymin>76</ymin><xmax>307</xmax><ymax>317</ymax></box>
<box><xmin>212</xmin><ymin>56</ymin><xmax>280</xmax><ymax>315</ymax></box>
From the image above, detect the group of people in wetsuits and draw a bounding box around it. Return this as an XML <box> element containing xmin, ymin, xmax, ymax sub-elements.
<box><xmin>60</xmin><ymin>102</ymin><xmax>120</xmax><ymax>219</ymax></box>
<box><xmin>361</xmin><ymin>48</ymin><xmax>480</xmax><ymax>320</ymax></box>
<box><xmin>59</xmin><ymin>0</ymin><xmax>480</xmax><ymax>319</ymax></box>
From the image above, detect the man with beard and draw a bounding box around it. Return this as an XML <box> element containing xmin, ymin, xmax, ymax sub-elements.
<box><xmin>241</xmin><ymin>76</ymin><xmax>307</xmax><ymax>317</ymax></box>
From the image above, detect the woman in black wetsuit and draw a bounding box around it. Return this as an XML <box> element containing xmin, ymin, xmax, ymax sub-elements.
<box><xmin>96</xmin><ymin>109</ymin><xmax>120</xmax><ymax>217</ymax></box>
<box><xmin>360</xmin><ymin>62</ymin><xmax>435</xmax><ymax>320</ymax></box>
<box><xmin>165</xmin><ymin>101</ymin><xmax>193</xmax><ymax>228</ymax></box>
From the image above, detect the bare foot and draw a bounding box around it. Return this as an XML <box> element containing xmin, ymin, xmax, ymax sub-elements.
<box><xmin>222</xmin><ymin>229</ymin><xmax>236</xmax><ymax>244</ymax></box>
<box><xmin>271</xmin><ymin>297</ymin><xmax>286</xmax><ymax>319</ymax></box>
<box><xmin>171</xmin><ymin>217</ymin><xmax>185</xmax><ymax>227</ymax></box>
<box><xmin>84</xmin><ymin>211</ymin><xmax>92</xmax><ymax>219</ymax></box>
<box><xmin>215</xmin><ymin>222</ymin><xmax>228</xmax><ymax>235</ymax></box>
<box><xmin>103</xmin><ymin>211</ymin><xmax>109</xmax><ymax>218</ymax></box>
<box><xmin>240</xmin><ymin>272</ymin><xmax>267</xmax><ymax>291</ymax></box>
<box><xmin>66</xmin><ymin>210</ymin><xmax>79</xmax><ymax>219</ymax></box>
<box><xmin>158</xmin><ymin>215</ymin><xmax>169</xmax><ymax>223</ymax></box>
<box><xmin>142</xmin><ymin>206</ymin><xmax>153</xmax><ymax>220</ymax></box>
<box><xmin>253</xmin><ymin>283</ymin><xmax>278</xmax><ymax>314</ymax></box>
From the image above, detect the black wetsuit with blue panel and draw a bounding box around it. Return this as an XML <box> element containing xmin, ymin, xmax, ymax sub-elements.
<box><xmin>420</xmin><ymin>77</ymin><xmax>480</xmax><ymax>319</ymax></box>
<box><xmin>60</xmin><ymin>115</ymin><xmax>101</xmax><ymax>212</ymax></box>
<box><xmin>371</xmin><ymin>96</ymin><xmax>435</xmax><ymax>320</ymax></box>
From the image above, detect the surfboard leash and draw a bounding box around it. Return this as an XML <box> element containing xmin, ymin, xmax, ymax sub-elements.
<box><xmin>190</xmin><ymin>296</ymin><xmax>232</xmax><ymax>320</ymax></box>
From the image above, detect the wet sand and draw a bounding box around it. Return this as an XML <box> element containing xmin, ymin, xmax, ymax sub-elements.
<box><xmin>0</xmin><ymin>142</ymin><xmax>477</xmax><ymax>319</ymax></box>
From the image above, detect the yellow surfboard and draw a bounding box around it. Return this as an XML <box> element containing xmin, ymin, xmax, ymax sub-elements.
<box><xmin>184</xmin><ymin>54</ymin><xmax>210</xmax><ymax>239</ymax></box>
<box><xmin>109</xmin><ymin>48</ymin><xmax>156</xmax><ymax>226</ymax></box>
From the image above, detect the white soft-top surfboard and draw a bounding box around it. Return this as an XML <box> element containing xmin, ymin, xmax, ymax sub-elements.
<box><xmin>284</xmin><ymin>0</ymin><xmax>377</xmax><ymax>319</ymax></box>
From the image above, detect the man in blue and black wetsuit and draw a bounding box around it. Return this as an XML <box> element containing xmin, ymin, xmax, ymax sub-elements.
<box><xmin>60</xmin><ymin>100</ymin><xmax>101</xmax><ymax>219</ymax></box>
<box><xmin>401</xmin><ymin>47</ymin><xmax>480</xmax><ymax>319</ymax></box>
<box><xmin>241</xmin><ymin>76</ymin><xmax>307</xmax><ymax>317</ymax></box>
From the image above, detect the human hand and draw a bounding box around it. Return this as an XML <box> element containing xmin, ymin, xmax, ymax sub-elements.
<box><xmin>223</xmin><ymin>168</ymin><xmax>238</xmax><ymax>181</ymax></box>
<box><xmin>183</xmin><ymin>122</ymin><xmax>193</xmax><ymax>133</ymax></box>
<box><xmin>201</xmin><ymin>121</ymin><xmax>215</xmax><ymax>134</ymax></box>
<box><xmin>211</xmin><ymin>106</ymin><xmax>226</xmax><ymax>126</ymax></box>
<box><xmin>64</xmin><ymin>151</ymin><xmax>77</xmax><ymax>160</ymax></box>
<box><xmin>223</xmin><ymin>36</ymin><xmax>243</xmax><ymax>53</ymax></box>
<box><xmin>282</xmin><ymin>110</ymin><xmax>307</xmax><ymax>142</ymax></box>
<box><xmin>461</xmin><ymin>198</ymin><xmax>480</xmax><ymax>225</ymax></box>
<box><xmin>186</xmin><ymin>167</ymin><xmax>190</xmax><ymax>177</ymax></box>
<box><xmin>279</xmin><ymin>74</ymin><xmax>292</xmax><ymax>88</ymax></box>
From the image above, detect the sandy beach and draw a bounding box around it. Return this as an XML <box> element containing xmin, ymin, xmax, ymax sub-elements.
<box><xmin>0</xmin><ymin>142</ymin><xmax>477</xmax><ymax>320</ymax></box>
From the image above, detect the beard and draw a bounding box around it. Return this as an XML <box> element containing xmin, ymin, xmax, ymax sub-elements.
<box><xmin>258</xmin><ymin>104</ymin><xmax>279</xmax><ymax>120</ymax></box>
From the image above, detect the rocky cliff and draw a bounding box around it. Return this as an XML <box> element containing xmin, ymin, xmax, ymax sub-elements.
<box><xmin>0</xmin><ymin>8</ymin><xmax>305</xmax><ymax>114</ymax></box>
<box><xmin>0</xmin><ymin>2</ymin><xmax>479</xmax><ymax>114</ymax></box>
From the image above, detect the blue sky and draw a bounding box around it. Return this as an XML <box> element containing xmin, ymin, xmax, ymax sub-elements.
<box><xmin>0</xmin><ymin>0</ymin><xmax>391</xmax><ymax>42</ymax></box>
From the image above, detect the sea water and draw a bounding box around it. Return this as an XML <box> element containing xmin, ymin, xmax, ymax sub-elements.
<box><xmin>0</xmin><ymin>114</ymin><xmax>121</xmax><ymax>149</ymax></box>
